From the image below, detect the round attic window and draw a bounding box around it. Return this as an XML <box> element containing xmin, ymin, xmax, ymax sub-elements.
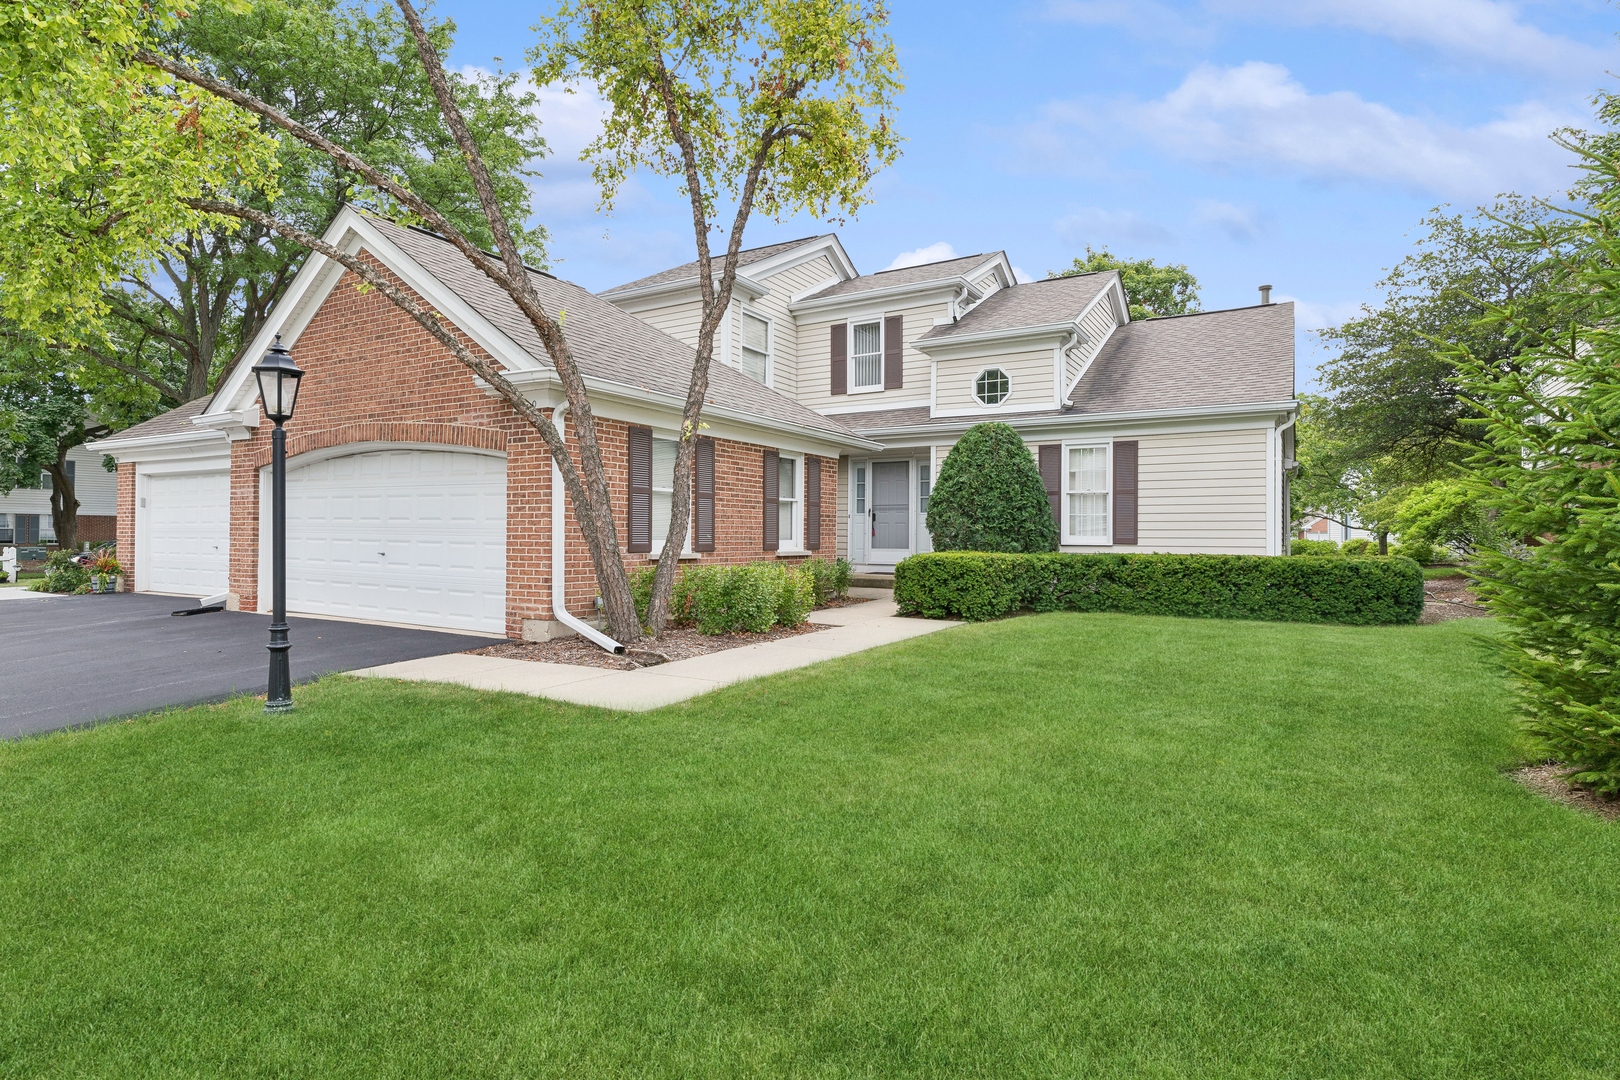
<box><xmin>974</xmin><ymin>367</ymin><xmax>1010</xmax><ymax>406</ymax></box>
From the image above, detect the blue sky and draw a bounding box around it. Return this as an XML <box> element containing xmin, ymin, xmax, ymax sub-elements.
<box><xmin>443</xmin><ymin>0</ymin><xmax>1619</xmax><ymax>387</ymax></box>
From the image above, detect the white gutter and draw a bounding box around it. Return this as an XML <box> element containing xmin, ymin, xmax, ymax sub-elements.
<box><xmin>844</xmin><ymin>399</ymin><xmax>1302</xmax><ymax>439</ymax></box>
<box><xmin>550</xmin><ymin>404</ymin><xmax>626</xmax><ymax>654</ymax></box>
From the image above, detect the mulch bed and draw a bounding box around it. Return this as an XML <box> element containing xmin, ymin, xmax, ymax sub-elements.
<box><xmin>1419</xmin><ymin>573</ymin><xmax>1492</xmax><ymax>624</ymax></box>
<box><xmin>1511</xmin><ymin>764</ymin><xmax>1620</xmax><ymax>821</ymax></box>
<box><xmin>466</xmin><ymin>599</ymin><xmax>870</xmax><ymax>671</ymax></box>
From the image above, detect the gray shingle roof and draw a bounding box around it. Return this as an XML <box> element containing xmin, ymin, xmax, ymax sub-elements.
<box><xmin>97</xmin><ymin>396</ymin><xmax>214</xmax><ymax>443</ymax></box>
<box><xmin>918</xmin><ymin>272</ymin><xmax>1116</xmax><ymax>343</ymax></box>
<box><xmin>600</xmin><ymin>236</ymin><xmax>829</xmax><ymax>295</ymax></box>
<box><xmin>1070</xmin><ymin>302</ymin><xmax>1295</xmax><ymax>413</ymax></box>
<box><xmin>800</xmin><ymin>253</ymin><xmax>999</xmax><ymax>300</ymax></box>
<box><xmin>377</xmin><ymin>220</ymin><xmax>862</xmax><ymax>442</ymax></box>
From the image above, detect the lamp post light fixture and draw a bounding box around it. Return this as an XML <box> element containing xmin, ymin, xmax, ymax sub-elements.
<box><xmin>252</xmin><ymin>335</ymin><xmax>304</xmax><ymax>713</ymax></box>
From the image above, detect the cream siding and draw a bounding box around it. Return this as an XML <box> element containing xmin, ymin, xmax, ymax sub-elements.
<box><xmin>1066</xmin><ymin>297</ymin><xmax>1121</xmax><ymax>392</ymax></box>
<box><xmin>795</xmin><ymin>299</ymin><xmax>947</xmax><ymax>413</ymax></box>
<box><xmin>619</xmin><ymin>294</ymin><xmax>705</xmax><ymax>348</ymax></box>
<box><xmin>836</xmin><ymin>455</ymin><xmax>850</xmax><ymax>560</ymax></box>
<box><xmin>973</xmin><ymin>273</ymin><xmax>1002</xmax><ymax>299</ymax></box>
<box><xmin>738</xmin><ymin>254</ymin><xmax>837</xmax><ymax>396</ymax></box>
<box><xmin>1133</xmin><ymin>428</ymin><xmax>1269</xmax><ymax>555</ymax></box>
<box><xmin>934</xmin><ymin>346</ymin><xmax>1057</xmax><ymax>414</ymax></box>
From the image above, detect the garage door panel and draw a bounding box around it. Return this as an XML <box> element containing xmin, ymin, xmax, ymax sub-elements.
<box><xmin>282</xmin><ymin>449</ymin><xmax>505</xmax><ymax>634</ymax></box>
<box><xmin>146</xmin><ymin>470</ymin><xmax>229</xmax><ymax>596</ymax></box>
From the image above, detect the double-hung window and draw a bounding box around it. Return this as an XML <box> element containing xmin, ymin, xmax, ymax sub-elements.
<box><xmin>1064</xmin><ymin>444</ymin><xmax>1110</xmax><ymax>545</ymax></box>
<box><xmin>778</xmin><ymin>455</ymin><xmax>801</xmax><ymax>548</ymax></box>
<box><xmin>850</xmin><ymin>321</ymin><xmax>882</xmax><ymax>391</ymax></box>
<box><xmin>651</xmin><ymin>437</ymin><xmax>678</xmax><ymax>552</ymax></box>
<box><xmin>740</xmin><ymin>312</ymin><xmax>770</xmax><ymax>385</ymax></box>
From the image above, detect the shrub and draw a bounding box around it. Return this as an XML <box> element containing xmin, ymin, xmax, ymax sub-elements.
<box><xmin>1340</xmin><ymin>538</ymin><xmax>1374</xmax><ymax>556</ymax></box>
<box><xmin>894</xmin><ymin>552</ymin><xmax>1425</xmax><ymax>625</ymax></box>
<box><xmin>628</xmin><ymin>565</ymin><xmax>658</xmax><ymax>626</ymax></box>
<box><xmin>33</xmin><ymin>550</ymin><xmax>90</xmax><ymax>594</ymax></box>
<box><xmin>926</xmin><ymin>422</ymin><xmax>1058</xmax><ymax>553</ymax></box>
<box><xmin>680</xmin><ymin>563</ymin><xmax>778</xmax><ymax>634</ymax></box>
<box><xmin>1290</xmin><ymin>537</ymin><xmax>1340</xmax><ymax>556</ymax></box>
<box><xmin>1389</xmin><ymin>538</ymin><xmax>1438</xmax><ymax>565</ymax></box>
<box><xmin>804</xmin><ymin>557</ymin><xmax>851</xmax><ymax>605</ymax></box>
<box><xmin>777</xmin><ymin>566</ymin><xmax>816</xmax><ymax>627</ymax></box>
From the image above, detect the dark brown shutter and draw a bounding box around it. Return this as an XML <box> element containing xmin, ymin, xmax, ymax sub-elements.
<box><xmin>883</xmin><ymin>314</ymin><xmax>904</xmax><ymax>390</ymax></box>
<box><xmin>628</xmin><ymin>425</ymin><xmax>653</xmax><ymax>553</ymax></box>
<box><xmin>805</xmin><ymin>456</ymin><xmax>822</xmax><ymax>551</ymax></box>
<box><xmin>694</xmin><ymin>437</ymin><xmax>715</xmax><ymax>552</ymax></box>
<box><xmin>1113</xmin><ymin>440</ymin><xmax>1138</xmax><ymax>545</ymax></box>
<box><xmin>762</xmin><ymin>449</ymin><xmax>779</xmax><ymax>551</ymax></box>
<box><xmin>1038</xmin><ymin>444</ymin><xmax>1062</xmax><ymax>534</ymax></box>
<box><xmin>830</xmin><ymin>323</ymin><xmax>847</xmax><ymax>396</ymax></box>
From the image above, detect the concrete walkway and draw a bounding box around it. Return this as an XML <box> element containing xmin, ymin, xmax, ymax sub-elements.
<box><xmin>349</xmin><ymin>598</ymin><xmax>957</xmax><ymax>711</ymax></box>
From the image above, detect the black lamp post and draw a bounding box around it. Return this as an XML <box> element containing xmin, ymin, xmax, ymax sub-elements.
<box><xmin>252</xmin><ymin>335</ymin><xmax>304</xmax><ymax>713</ymax></box>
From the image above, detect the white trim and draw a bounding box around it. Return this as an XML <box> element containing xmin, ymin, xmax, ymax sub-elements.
<box><xmin>848</xmin><ymin>318</ymin><xmax>885</xmax><ymax>393</ymax></box>
<box><xmin>972</xmin><ymin>365</ymin><xmax>1012</xmax><ymax>409</ymax></box>
<box><xmin>1060</xmin><ymin>441</ymin><xmax>1112</xmax><ymax>547</ymax></box>
<box><xmin>774</xmin><ymin>450</ymin><xmax>806</xmax><ymax>553</ymax></box>
<box><xmin>600</xmin><ymin>235</ymin><xmax>857</xmax><ymax>305</ymax></box>
<box><xmin>790</xmin><ymin>275</ymin><xmax>843</xmax><ymax>303</ymax></box>
<box><xmin>850</xmin><ymin>400</ymin><xmax>1301</xmax><ymax>439</ymax></box>
<box><xmin>790</xmin><ymin>278</ymin><xmax>968</xmax><ymax>316</ymax></box>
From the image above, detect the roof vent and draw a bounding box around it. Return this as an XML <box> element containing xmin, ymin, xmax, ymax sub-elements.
<box><xmin>1258</xmin><ymin>284</ymin><xmax>1273</xmax><ymax>306</ymax></box>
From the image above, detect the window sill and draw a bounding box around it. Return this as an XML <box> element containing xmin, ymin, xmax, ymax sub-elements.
<box><xmin>848</xmin><ymin>384</ymin><xmax>885</xmax><ymax>395</ymax></box>
<box><xmin>776</xmin><ymin>549</ymin><xmax>812</xmax><ymax>558</ymax></box>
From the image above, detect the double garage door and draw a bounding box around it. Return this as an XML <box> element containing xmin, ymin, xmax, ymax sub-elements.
<box><xmin>142</xmin><ymin>449</ymin><xmax>506</xmax><ymax>635</ymax></box>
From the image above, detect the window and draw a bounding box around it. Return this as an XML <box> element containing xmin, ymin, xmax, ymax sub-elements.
<box><xmin>918</xmin><ymin>460</ymin><xmax>931</xmax><ymax>514</ymax></box>
<box><xmin>854</xmin><ymin>464</ymin><xmax>866</xmax><ymax>514</ymax></box>
<box><xmin>1064</xmin><ymin>445</ymin><xmax>1110</xmax><ymax>544</ymax></box>
<box><xmin>851</xmin><ymin>321</ymin><xmax>882</xmax><ymax>390</ymax></box>
<box><xmin>975</xmin><ymin>367</ymin><xmax>1010</xmax><ymax>406</ymax></box>
<box><xmin>740</xmin><ymin>312</ymin><xmax>770</xmax><ymax>384</ymax></box>
<box><xmin>778</xmin><ymin>456</ymin><xmax>800</xmax><ymax>547</ymax></box>
<box><xmin>651</xmin><ymin>436</ymin><xmax>678</xmax><ymax>552</ymax></box>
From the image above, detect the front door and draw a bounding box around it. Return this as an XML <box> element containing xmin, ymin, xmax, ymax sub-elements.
<box><xmin>869</xmin><ymin>460</ymin><xmax>911</xmax><ymax>565</ymax></box>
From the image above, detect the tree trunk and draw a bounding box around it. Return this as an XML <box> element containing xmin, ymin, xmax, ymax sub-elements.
<box><xmin>44</xmin><ymin>445</ymin><xmax>79</xmax><ymax>552</ymax></box>
<box><xmin>1378</xmin><ymin>530</ymin><xmax>1389</xmax><ymax>555</ymax></box>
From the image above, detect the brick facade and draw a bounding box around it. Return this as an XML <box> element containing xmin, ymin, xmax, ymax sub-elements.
<box><xmin>116</xmin><ymin>464</ymin><xmax>136</xmax><ymax>591</ymax></box>
<box><xmin>200</xmin><ymin>260</ymin><xmax>844</xmax><ymax>638</ymax></box>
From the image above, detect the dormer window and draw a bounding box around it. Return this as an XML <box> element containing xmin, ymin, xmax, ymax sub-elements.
<box><xmin>851</xmin><ymin>321</ymin><xmax>882</xmax><ymax>390</ymax></box>
<box><xmin>740</xmin><ymin>311</ymin><xmax>770</xmax><ymax>384</ymax></box>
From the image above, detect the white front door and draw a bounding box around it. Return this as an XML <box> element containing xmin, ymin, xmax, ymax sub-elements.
<box><xmin>144</xmin><ymin>470</ymin><xmax>230</xmax><ymax>596</ymax></box>
<box><xmin>278</xmin><ymin>449</ymin><xmax>506</xmax><ymax>634</ymax></box>
<box><xmin>868</xmin><ymin>460</ymin><xmax>912</xmax><ymax>566</ymax></box>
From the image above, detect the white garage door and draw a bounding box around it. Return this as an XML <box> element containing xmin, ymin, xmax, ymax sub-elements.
<box><xmin>146</xmin><ymin>470</ymin><xmax>230</xmax><ymax>596</ymax></box>
<box><xmin>282</xmin><ymin>449</ymin><xmax>506</xmax><ymax>634</ymax></box>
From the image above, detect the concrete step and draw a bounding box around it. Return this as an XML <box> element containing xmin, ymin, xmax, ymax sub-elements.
<box><xmin>850</xmin><ymin>572</ymin><xmax>895</xmax><ymax>589</ymax></box>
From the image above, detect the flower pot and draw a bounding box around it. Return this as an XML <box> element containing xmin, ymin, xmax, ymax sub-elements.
<box><xmin>91</xmin><ymin>574</ymin><xmax>103</xmax><ymax>593</ymax></box>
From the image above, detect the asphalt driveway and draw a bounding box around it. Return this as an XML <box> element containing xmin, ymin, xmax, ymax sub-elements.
<box><xmin>0</xmin><ymin>591</ymin><xmax>491</xmax><ymax>739</ymax></box>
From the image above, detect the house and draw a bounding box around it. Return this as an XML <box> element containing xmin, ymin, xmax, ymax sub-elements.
<box><xmin>0</xmin><ymin>446</ymin><xmax>118</xmax><ymax>547</ymax></box>
<box><xmin>1297</xmin><ymin>513</ymin><xmax>1373</xmax><ymax>544</ymax></box>
<box><xmin>92</xmin><ymin>208</ymin><xmax>1297</xmax><ymax>640</ymax></box>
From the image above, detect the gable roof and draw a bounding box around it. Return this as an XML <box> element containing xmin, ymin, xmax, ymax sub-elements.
<box><xmin>918</xmin><ymin>272</ymin><xmax>1118</xmax><ymax>343</ymax></box>
<box><xmin>93</xmin><ymin>396</ymin><xmax>216</xmax><ymax>446</ymax></box>
<box><xmin>1069</xmin><ymin>302</ymin><xmax>1295</xmax><ymax>414</ymax></box>
<box><xmin>368</xmin><ymin>220</ymin><xmax>864</xmax><ymax>443</ymax></box>
<box><xmin>800</xmin><ymin>252</ymin><xmax>1001</xmax><ymax>301</ymax></box>
<box><xmin>601</xmin><ymin>236</ymin><xmax>830</xmax><ymax>296</ymax></box>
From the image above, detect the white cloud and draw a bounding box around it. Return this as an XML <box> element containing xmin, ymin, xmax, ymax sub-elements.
<box><xmin>1212</xmin><ymin>0</ymin><xmax>1615</xmax><ymax>78</ymax></box>
<box><xmin>1053</xmin><ymin>207</ymin><xmax>1175</xmax><ymax>246</ymax></box>
<box><xmin>1045</xmin><ymin>62</ymin><xmax>1582</xmax><ymax>199</ymax></box>
<box><xmin>1042</xmin><ymin>0</ymin><xmax>1614</xmax><ymax>78</ymax></box>
<box><xmin>1277</xmin><ymin>293</ymin><xmax>1364</xmax><ymax>334</ymax></box>
<box><xmin>884</xmin><ymin>241</ymin><xmax>960</xmax><ymax>270</ymax></box>
<box><xmin>1193</xmin><ymin>198</ymin><xmax>1263</xmax><ymax>241</ymax></box>
<box><xmin>1011</xmin><ymin>265</ymin><xmax>1037</xmax><ymax>284</ymax></box>
<box><xmin>462</xmin><ymin>68</ymin><xmax>614</xmax><ymax>217</ymax></box>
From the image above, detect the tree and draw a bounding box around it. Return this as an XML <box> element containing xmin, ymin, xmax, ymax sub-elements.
<box><xmin>78</xmin><ymin>0</ymin><xmax>546</xmax><ymax>409</ymax></box>
<box><xmin>1050</xmin><ymin>246</ymin><xmax>1200</xmax><ymax>320</ymax></box>
<box><xmin>531</xmin><ymin>0</ymin><xmax>902</xmax><ymax>633</ymax></box>
<box><xmin>0</xmin><ymin>348</ymin><xmax>110</xmax><ymax>551</ymax></box>
<box><xmin>926</xmin><ymin>423</ymin><xmax>1058</xmax><ymax>553</ymax></box>
<box><xmin>1315</xmin><ymin>199</ymin><xmax>1565</xmax><ymax>486</ymax></box>
<box><xmin>1454</xmin><ymin>154</ymin><xmax>1619</xmax><ymax>793</ymax></box>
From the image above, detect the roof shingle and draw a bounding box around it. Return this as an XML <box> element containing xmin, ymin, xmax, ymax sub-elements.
<box><xmin>800</xmin><ymin>253</ymin><xmax>1000</xmax><ymax>301</ymax></box>
<box><xmin>600</xmin><ymin>236</ymin><xmax>828</xmax><ymax>295</ymax></box>
<box><xmin>918</xmin><ymin>272</ymin><xmax>1116</xmax><ymax>343</ymax></box>
<box><xmin>97</xmin><ymin>396</ymin><xmax>213</xmax><ymax>443</ymax></box>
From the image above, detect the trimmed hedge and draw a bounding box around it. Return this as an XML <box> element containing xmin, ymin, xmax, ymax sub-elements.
<box><xmin>894</xmin><ymin>552</ymin><xmax>1425</xmax><ymax>625</ymax></box>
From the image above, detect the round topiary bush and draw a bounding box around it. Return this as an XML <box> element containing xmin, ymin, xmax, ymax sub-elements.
<box><xmin>926</xmin><ymin>422</ymin><xmax>1059</xmax><ymax>553</ymax></box>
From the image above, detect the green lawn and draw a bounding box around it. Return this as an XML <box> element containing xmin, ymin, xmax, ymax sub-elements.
<box><xmin>2</xmin><ymin>614</ymin><xmax>1616</xmax><ymax>1078</ymax></box>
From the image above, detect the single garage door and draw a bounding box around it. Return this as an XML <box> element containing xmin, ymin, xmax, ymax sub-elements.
<box><xmin>282</xmin><ymin>449</ymin><xmax>506</xmax><ymax>635</ymax></box>
<box><xmin>145</xmin><ymin>470</ymin><xmax>230</xmax><ymax>596</ymax></box>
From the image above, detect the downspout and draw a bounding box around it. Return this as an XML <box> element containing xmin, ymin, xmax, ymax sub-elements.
<box><xmin>550</xmin><ymin>403</ymin><xmax>627</xmax><ymax>654</ymax></box>
<box><xmin>1275</xmin><ymin>415</ymin><xmax>1297</xmax><ymax>556</ymax></box>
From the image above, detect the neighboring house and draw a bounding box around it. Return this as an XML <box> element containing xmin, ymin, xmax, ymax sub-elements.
<box><xmin>0</xmin><ymin>446</ymin><xmax>118</xmax><ymax>547</ymax></box>
<box><xmin>92</xmin><ymin>209</ymin><xmax>1297</xmax><ymax>639</ymax></box>
<box><xmin>1297</xmin><ymin>513</ymin><xmax>1373</xmax><ymax>544</ymax></box>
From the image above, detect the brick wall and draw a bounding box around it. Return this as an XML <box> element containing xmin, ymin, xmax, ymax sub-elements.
<box><xmin>76</xmin><ymin>515</ymin><xmax>117</xmax><ymax>545</ymax></box>
<box><xmin>116</xmin><ymin>464</ymin><xmax>136</xmax><ymax>590</ymax></box>
<box><xmin>223</xmin><ymin>258</ymin><xmax>844</xmax><ymax>638</ymax></box>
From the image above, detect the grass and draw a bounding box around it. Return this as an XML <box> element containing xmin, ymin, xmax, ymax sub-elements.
<box><xmin>2</xmin><ymin>614</ymin><xmax>1617</xmax><ymax>1078</ymax></box>
<box><xmin>1423</xmin><ymin>564</ymin><xmax>1469</xmax><ymax>579</ymax></box>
